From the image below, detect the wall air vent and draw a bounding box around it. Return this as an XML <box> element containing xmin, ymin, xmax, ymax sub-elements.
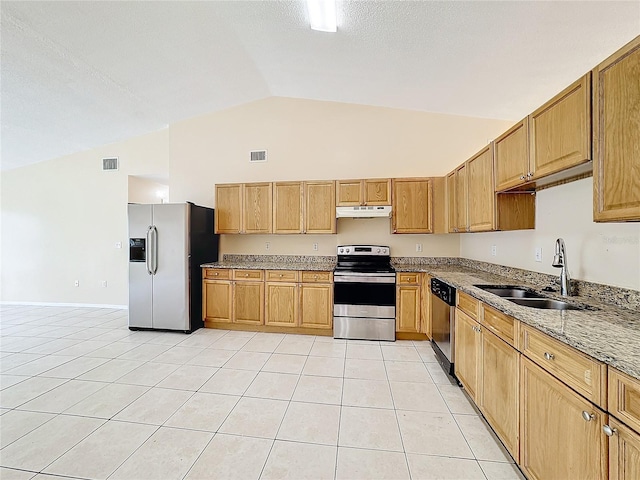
<box><xmin>250</xmin><ymin>150</ymin><xmax>267</xmax><ymax>163</ymax></box>
<box><xmin>102</xmin><ymin>157</ymin><xmax>119</xmax><ymax>171</ymax></box>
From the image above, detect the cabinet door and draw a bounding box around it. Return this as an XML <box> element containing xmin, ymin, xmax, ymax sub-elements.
<box><xmin>609</xmin><ymin>417</ymin><xmax>640</xmax><ymax>480</ymax></box>
<box><xmin>336</xmin><ymin>180</ymin><xmax>362</xmax><ymax>206</ymax></box>
<box><xmin>520</xmin><ymin>357</ymin><xmax>607</xmax><ymax>480</ymax></box>
<box><xmin>529</xmin><ymin>74</ymin><xmax>591</xmax><ymax>179</ymax></box>
<box><xmin>215</xmin><ymin>184</ymin><xmax>242</xmax><ymax>234</ymax></box>
<box><xmin>243</xmin><ymin>183</ymin><xmax>272</xmax><ymax>234</ymax></box>
<box><xmin>203</xmin><ymin>280</ymin><xmax>232</xmax><ymax>323</ymax></box>
<box><xmin>273</xmin><ymin>182</ymin><xmax>303</xmax><ymax>234</ymax></box>
<box><xmin>396</xmin><ymin>284</ymin><xmax>421</xmax><ymax>333</ymax></box>
<box><xmin>364</xmin><ymin>179</ymin><xmax>391</xmax><ymax>205</ymax></box>
<box><xmin>467</xmin><ymin>145</ymin><xmax>496</xmax><ymax>232</ymax></box>
<box><xmin>392</xmin><ymin>178</ymin><xmax>432</xmax><ymax>233</ymax></box>
<box><xmin>480</xmin><ymin>329</ymin><xmax>519</xmax><ymax>461</ymax></box>
<box><xmin>299</xmin><ymin>283</ymin><xmax>332</xmax><ymax>329</ymax></box>
<box><xmin>454</xmin><ymin>309</ymin><xmax>480</xmax><ymax>401</ymax></box>
<box><xmin>446</xmin><ymin>171</ymin><xmax>457</xmax><ymax>233</ymax></box>
<box><xmin>233</xmin><ymin>281</ymin><xmax>264</xmax><ymax>325</ymax></box>
<box><xmin>421</xmin><ymin>274</ymin><xmax>432</xmax><ymax>338</ymax></box>
<box><xmin>455</xmin><ymin>165</ymin><xmax>468</xmax><ymax>232</ymax></box>
<box><xmin>495</xmin><ymin>118</ymin><xmax>530</xmax><ymax>191</ymax></box>
<box><xmin>593</xmin><ymin>36</ymin><xmax>640</xmax><ymax>222</ymax></box>
<box><xmin>265</xmin><ymin>282</ymin><xmax>298</xmax><ymax>327</ymax></box>
<box><xmin>305</xmin><ymin>181</ymin><xmax>336</xmax><ymax>234</ymax></box>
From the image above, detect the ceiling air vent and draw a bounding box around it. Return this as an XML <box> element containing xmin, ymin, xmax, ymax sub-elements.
<box><xmin>250</xmin><ymin>150</ymin><xmax>267</xmax><ymax>163</ymax></box>
<box><xmin>102</xmin><ymin>157</ymin><xmax>119</xmax><ymax>171</ymax></box>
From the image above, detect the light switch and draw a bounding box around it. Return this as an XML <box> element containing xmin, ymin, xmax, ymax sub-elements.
<box><xmin>535</xmin><ymin>247</ymin><xmax>543</xmax><ymax>262</ymax></box>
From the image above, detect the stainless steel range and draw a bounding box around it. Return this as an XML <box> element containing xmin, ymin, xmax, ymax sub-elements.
<box><xmin>333</xmin><ymin>245</ymin><xmax>396</xmax><ymax>341</ymax></box>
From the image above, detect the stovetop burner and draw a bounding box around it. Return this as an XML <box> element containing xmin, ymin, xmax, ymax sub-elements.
<box><xmin>335</xmin><ymin>245</ymin><xmax>393</xmax><ymax>274</ymax></box>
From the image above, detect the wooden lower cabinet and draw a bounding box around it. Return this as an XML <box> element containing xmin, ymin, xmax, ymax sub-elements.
<box><xmin>203</xmin><ymin>279</ymin><xmax>232</xmax><ymax>323</ymax></box>
<box><xmin>454</xmin><ymin>309</ymin><xmax>481</xmax><ymax>401</ymax></box>
<box><xmin>265</xmin><ymin>282</ymin><xmax>298</xmax><ymax>326</ymax></box>
<box><xmin>299</xmin><ymin>283</ymin><xmax>332</xmax><ymax>329</ymax></box>
<box><xmin>520</xmin><ymin>357</ymin><xmax>607</xmax><ymax>480</ymax></box>
<box><xmin>396</xmin><ymin>284</ymin><xmax>421</xmax><ymax>333</ymax></box>
<box><xmin>479</xmin><ymin>329</ymin><xmax>519</xmax><ymax>461</ymax></box>
<box><xmin>421</xmin><ymin>274</ymin><xmax>432</xmax><ymax>338</ymax></box>
<box><xmin>233</xmin><ymin>281</ymin><xmax>264</xmax><ymax>325</ymax></box>
<box><xmin>608</xmin><ymin>418</ymin><xmax>640</xmax><ymax>480</ymax></box>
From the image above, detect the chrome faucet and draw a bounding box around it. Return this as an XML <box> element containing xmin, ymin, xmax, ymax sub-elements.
<box><xmin>551</xmin><ymin>238</ymin><xmax>571</xmax><ymax>296</ymax></box>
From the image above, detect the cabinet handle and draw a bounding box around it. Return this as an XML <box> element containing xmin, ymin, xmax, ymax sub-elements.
<box><xmin>582</xmin><ymin>411</ymin><xmax>595</xmax><ymax>422</ymax></box>
<box><xmin>520</xmin><ymin>175</ymin><xmax>525</xmax><ymax>180</ymax></box>
<box><xmin>279</xmin><ymin>274</ymin><xmax>283</xmax><ymax>278</ymax></box>
<box><xmin>214</xmin><ymin>272</ymin><xmax>218</xmax><ymax>276</ymax></box>
<box><xmin>544</xmin><ymin>352</ymin><xmax>555</xmax><ymax>361</ymax></box>
<box><xmin>244</xmin><ymin>273</ymin><xmax>249</xmax><ymax>277</ymax></box>
<box><xmin>603</xmin><ymin>425</ymin><xmax>617</xmax><ymax>436</ymax></box>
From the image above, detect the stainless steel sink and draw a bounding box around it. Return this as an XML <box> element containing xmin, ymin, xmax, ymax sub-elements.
<box><xmin>508</xmin><ymin>298</ymin><xmax>582</xmax><ymax>310</ymax></box>
<box><xmin>474</xmin><ymin>284</ymin><xmax>589</xmax><ymax>311</ymax></box>
<box><xmin>474</xmin><ymin>285</ymin><xmax>544</xmax><ymax>299</ymax></box>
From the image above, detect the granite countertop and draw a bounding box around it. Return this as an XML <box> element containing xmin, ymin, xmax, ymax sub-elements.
<box><xmin>201</xmin><ymin>261</ymin><xmax>336</xmax><ymax>272</ymax></box>
<box><xmin>398</xmin><ymin>264</ymin><xmax>640</xmax><ymax>381</ymax></box>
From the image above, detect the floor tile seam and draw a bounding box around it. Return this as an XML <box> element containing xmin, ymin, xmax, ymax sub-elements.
<box><xmin>0</xmin><ymin>408</ymin><xmax>61</xmax><ymax>452</ymax></box>
<box><xmin>4</xmin><ymin>354</ymin><xmax>79</xmax><ymax>376</ymax></box>
<box><xmin>450</xmin><ymin>408</ymin><xmax>503</xmax><ymax>463</ymax></box>
<box><xmin>179</xmin><ymin>430</ymin><xmax>219</xmax><ymax>480</ymax></box>
<box><xmin>33</xmin><ymin>415</ymin><xmax>108</xmax><ymax>476</ymax></box>
<box><xmin>1</xmin><ymin>376</ymin><xmax>74</xmax><ymax>410</ymax></box>
<box><xmin>0</xmin><ymin>375</ymin><xmax>31</xmax><ymax>391</ymax></box>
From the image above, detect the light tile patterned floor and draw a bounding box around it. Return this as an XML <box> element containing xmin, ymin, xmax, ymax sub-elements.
<box><xmin>0</xmin><ymin>305</ymin><xmax>526</xmax><ymax>480</ymax></box>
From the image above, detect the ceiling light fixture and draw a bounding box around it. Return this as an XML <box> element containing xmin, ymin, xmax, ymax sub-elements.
<box><xmin>307</xmin><ymin>0</ymin><xmax>337</xmax><ymax>32</ymax></box>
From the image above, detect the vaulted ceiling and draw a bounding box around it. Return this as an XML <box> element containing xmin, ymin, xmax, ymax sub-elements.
<box><xmin>1</xmin><ymin>1</ymin><xmax>638</xmax><ymax>170</ymax></box>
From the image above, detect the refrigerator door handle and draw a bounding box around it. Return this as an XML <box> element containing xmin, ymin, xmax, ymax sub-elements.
<box><xmin>146</xmin><ymin>226</ymin><xmax>154</xmax><ymax>275</ymax></box>
<box><xmin>150</xmin><ymin>225</ymin><xmax>158</xmax><ymax>275</ymax></box>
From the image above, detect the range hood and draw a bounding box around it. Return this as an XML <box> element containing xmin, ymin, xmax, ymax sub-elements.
<box><xmin>336</xmin><ymin>205</ymin><xmax>392</xmax><ymax>218</ymax></box>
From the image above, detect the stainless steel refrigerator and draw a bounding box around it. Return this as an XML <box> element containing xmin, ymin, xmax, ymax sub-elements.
<box><xmin>128</xmin><ymin>202</ymin><xmax>219</xmax><ymax>333</ymax></box>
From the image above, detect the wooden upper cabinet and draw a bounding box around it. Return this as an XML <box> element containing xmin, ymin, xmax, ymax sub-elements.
<box><xmin>495</xmin><ymin>118</ymin><xmax>529</xmax><ymax>191</ymax></box>
<box><xmin>364</xmin><ymin>179</ymin><xmax>392</xmax><ymax>205</ymax></box>
<box><xmin>336</xmin><ymin>178</ymin><xmax>391</xmax><ymax>206</ymax></box>
<box><xmin>529</xmin><ymin>73</ymin><xmax>591</xmax><ymax>180</ymax></box>
<box><xmin>467</xmin><ymin>145</ymin><xmax>496</xmax><ymax>232</ymax></box>
<box><xmin>215</xmin><ymin>183</ymin><xmax>242</xmax><ymax>234</ymax></box>
<box><xmin>305</xmin><ymin>181</ymin><xmax>336</xmax><ymax>234</ymax></box>
<box><xmin>392</xmin><ymin>178</ymin><xmax>432</xmax><ymax>233</ymax></box>
<box><xmin>243</xmin><ymin>183</ymin><xmax>272</xmax><ymax>234</ymax></box>
<box><xmin>446</xmin><ymin>171</ymin><xmax>457</xmax><ymax>233</ymax></box>
<box><xmin>336</xmin><ymin>179</ymin><xmax>363</xmax><ymax>206</ymax></box>
<box><xmin>455</xmin><ymin>165</ymin><xmax>468</xmax><ymax>232</ymax></box>
<box><xmin>273</xmin><ymin>182</ymin><xmax>303</xmax><ymax>234</ymax></box>
<box><xmin>593</xmin><ymin>36</ymin><xmax>640</xmax><ymax>222</ymax></box>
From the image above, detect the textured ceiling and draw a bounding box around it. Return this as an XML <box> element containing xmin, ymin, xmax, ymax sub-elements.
<box><xmin>1</xmin><ymin>1</ymin><xmax>639</xmax><ymax>170</ymax></box>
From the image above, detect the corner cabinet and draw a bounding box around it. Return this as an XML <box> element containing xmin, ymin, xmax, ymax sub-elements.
<box><xmin>593</xmin><ymin>35</ymin><xmax>640</xmax><ymax>222</ymax></box>
<box><xmin>392</xmin><ymin>178</ymin><xmax>445</xmax><ymax>234</ymax></box>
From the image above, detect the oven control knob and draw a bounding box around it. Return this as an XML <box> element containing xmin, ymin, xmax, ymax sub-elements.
<box><xmin>339</xmin><ymin>248</ymin><xmax>344</xmax><ymax>253</ymax></box>
<box><xmin>376</xmin><ymin>248</ymin><xmax>381</xmax><ymax>253</ymax></box>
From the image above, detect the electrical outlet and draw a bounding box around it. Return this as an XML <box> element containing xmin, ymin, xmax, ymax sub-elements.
<box><xmin>74</xmin><ymin>280</ymin><xmax>79</xmax><ymax>287</ymax></box>
<box><xmin>535</xmin><ymin>247</ymin><xmax>543</xmax><ymax>262</ymax></box>
<box><xmin>115</xmin><ymin>242</ymin><xmax>122</xmax><ymax>249</ymax></box>
<box><xmin>102</xmin><ymin>280</ymin><xmax>108</xmax><ymax>287</ymax></box>
<box><xmin>313</xmin><ymin>243</ymin><xmax>318</xmax><ymax>251</ymax></box>
<box><xmin>415</xmin><ymin>243</ymin><xmax>423</xmax><ymax>253</ymax></box>
<box><xmin>265</xmin><ymin>242</ymin><xmax>270</xmax><ymax>251</ymax></box>
<box><xmin>491</xmin><ymin>245</ymin><xmax>497</xmax><ymax>256</ymax></box>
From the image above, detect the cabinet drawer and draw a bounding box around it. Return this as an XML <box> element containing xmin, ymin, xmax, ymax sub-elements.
<box><xmin>457</xmin><ymin>291</ymin><xmax>479</xmax><ymax>320</ymax></box>
<box><xmin>301</xmin><ymin>271</ymin><xmax>332</xmax><ymax>283</ymax></box>
<box><xmin>204</xmin><ymin>268</ymin><xmax>231</xmax><ymax>280</ymax></box>
<box><xmin>480</xmin><ymin>303</ymin><xmax>519</xmax><ymax>348</ymax></box>
<box><xmin>232</xmin><ymin>269</ymin><xmax>264</xmax><ymax>281</ymax></box>
<box><xmin>520</xmin><ymin>324</ymin><xmax>607</xmax><ymax>407</ymax></box>
<box><xmin>397</xmin><ymin>272</ymin><xmax>420</xmax><ymax>285</ymax></box>
<box><xmin>609</xmin><ymin>367</ymin><xmax>640</xmax><ymax>434</ymax></box>
<box><xmin>266</xmin><ymin>270</ymin><xmax>299</xmax><ymax>282</ymax></box>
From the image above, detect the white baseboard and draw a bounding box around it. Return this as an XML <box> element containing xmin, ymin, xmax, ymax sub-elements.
<box><xmin>0</xmin><ymin>301</ymin><xmax>127</xmax><ymax>310</ymax></box>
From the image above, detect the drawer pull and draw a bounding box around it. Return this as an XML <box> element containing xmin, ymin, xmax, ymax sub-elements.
<box><xmin>603</xmin><ymin>425</ymin><xmax>617</xmax><ymax>436</ymax></box>
<box><xmin>244</xmin><ymin>273</ymin><xmax>249</xmax><ymax>277</ymax></box>
<box><xmin>544</xmin><ymin>352</ymin><xmax>555</xmax><ymax>361</ymax></box>
<box><xmin>279</xmin><ymin>274</ymin><xmax>283</xmax><ymax>277</ymax></box>
<box><xmin>582</xmin><ymin>411</ymin><xmax>595</xmax><ymax>422</ymax></box>
<box><xmin>214</xmin><ymin>272</ymin><xmax>218</xmax><ymax>276</ymax></box>
<box><xmin>314</xmin><ymin>275</ymin><xmax>318</xmax><ymax>279</ymax></box>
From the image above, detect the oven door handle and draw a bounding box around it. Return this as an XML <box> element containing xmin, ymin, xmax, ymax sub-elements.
<box><xmin>334</xmin><ymin>275</ymin><xmax>396</xmax><ymax>284</ymax></box>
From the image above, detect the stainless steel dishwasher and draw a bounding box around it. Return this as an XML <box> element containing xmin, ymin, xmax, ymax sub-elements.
<box><xmin>430</xmin><ymin>278</ymin><xmax>457</xmax><ymax>377</ymax></box>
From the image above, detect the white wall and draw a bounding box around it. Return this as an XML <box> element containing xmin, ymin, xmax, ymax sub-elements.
<box><xmin>170</xmin><ymin>96</ymin><xmax>512</xmax><ymax>258</ymax></box>
<box><xmin>128</xmin><ymin>176</ymin><xmax>169</xmax><ymax>204</ymax></box>
<box><xmin>460</xmin><ymin>178</ymin><xmax>640</xmax><ymax>290</ymax></box>
<box><xmin>1</xmin><ymin>129</ymin><xmax>169</xmax><ymax>306</ymax></box>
